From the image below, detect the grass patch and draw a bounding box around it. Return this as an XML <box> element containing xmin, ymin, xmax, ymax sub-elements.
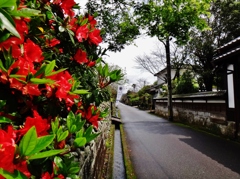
<box><xmin>120</xmin><ymin>124</ymin><xmax>137</xmax><ymax>179</ymax></box>
<box><xmin>101</xmin><ymin>125</ymin><xmax>115</xmax><ymax>179</ymax></box>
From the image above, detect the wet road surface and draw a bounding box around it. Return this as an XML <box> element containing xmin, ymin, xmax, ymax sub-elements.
<box><xmin>118</xmin><ymin>103</ymin><xmax>240</xmax><ymax>179</ymax></box>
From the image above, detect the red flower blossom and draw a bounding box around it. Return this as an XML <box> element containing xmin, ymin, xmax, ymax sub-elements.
<box><xmin>75</xmin><ymin>25</ymin><xmax>89</xmax><ymax>42</ymax></box>
<box><xmin>15</xmin><ymin>160</ymin><xmax>31</xmax><ymax>178</ymax></box>
<box><xmin>68</xmin><ymin>18</ymin><xmax>78</xmax><ymax>32</ymax></box>
<box><xmin>47</xmin><ymin>38</ymin><xmax>60</xmax><ymax>47</ymax></box>
<box><xmin>22</xmin><ymin>83</ymin><xmax>41</xmax><ymax>96</ymax></box>
<box><xmin>53</xmin><ymin>0</ymin><xmax>75</xmax><ymax>17</ymax></box>
<box><xmin>81</xmin><ymin>105</ymin><xmax>102</xmax><ymax>128</ymax></box>
<box><xmin>54</xmin><ymin>71</ymin><xmax>72</xmax><ymax>99</ymax></box>
<box><xmin>18</xmin><ymin>110</ymin><xmax>50</xmax><ymax>137</ymax></box>
<box><xmin>88</xmin><ymin>29</ymin><xmax>102</xmax><ymax>45</ymax></box>
<box><xmin>0</xmin><ymin>127</ymin><xmax>16</xmax><ymax>173</ymax></box>
<box><xmin>74</xmin><ymin>49</ymin><xmax>88</xmax><ymax>64</ymax></box>
<box><xmin>0</xmin><ymin>18</ymin><xmax>29</xmax><ymax>58</ymax></box>
<box><xmin>23</xmin><ymin>39</ymin><xmax>44</xmax><ymax>63</ymax></box>
<box><xmin>60</xmin><ymin>0</ymin><xmax>75</xmax><ymax>17</ymax></box>
<box><xmin>42</xmin><ymin>172</ymin><xmax>65</xmax><ymax>179</ymax></box>
<box><xmin>87</xmin><ymin>15</ymin><xmax>97</xmax><ymax>28</ymax></box>
<box><xmin>87</xmin><ymin>61</ymin><xmax>96</xmax><ymax>67</ymax></box>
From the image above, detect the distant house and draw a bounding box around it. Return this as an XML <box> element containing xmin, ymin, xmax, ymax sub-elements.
<box><xmin>153</xmin><ymin>66</ymin><xmax>190</xmax><ymax>97</ymax></box>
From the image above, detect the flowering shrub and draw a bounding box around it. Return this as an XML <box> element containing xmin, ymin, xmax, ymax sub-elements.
<box><xmin>0</xmin><ymin>0</ymin><xmax>122</xmax><ymax>178</ymax></box>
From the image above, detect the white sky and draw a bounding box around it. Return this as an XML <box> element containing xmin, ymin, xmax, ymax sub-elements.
<box><xmin>76</xmin><ymin>0</ymin><xmax>158</xmax><ymax>91</ymax></box>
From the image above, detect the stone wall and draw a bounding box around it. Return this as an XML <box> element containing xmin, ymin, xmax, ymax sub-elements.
<box><xmin>78</xmin><ymin>102</ymin><xmax>112</xmax><ymax>179</ymax></box>
<box><xmin>154</xmin><ymin>92</ymin><xmax>236</xmax><ymax>138</ymax></box>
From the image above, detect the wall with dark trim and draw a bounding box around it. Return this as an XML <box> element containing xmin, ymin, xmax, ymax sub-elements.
<box><xmin>154</xmin><ymin>92</ymin><xmax>236</xmax><ymax>138</ymax></box>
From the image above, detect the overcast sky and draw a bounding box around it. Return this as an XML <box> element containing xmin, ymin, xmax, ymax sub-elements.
<box><xmin>76</xmin><ymin>0</ymin><xmax>158</xmax><ymax>91</ymax></box>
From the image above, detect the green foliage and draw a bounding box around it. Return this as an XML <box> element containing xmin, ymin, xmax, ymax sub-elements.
<box><xmin>186</xmin><ymin>0</ymin><xmax>240</xmax><ymax>91</ymax></box>
<box><xmin>173</xmin><ymin>70</ymin><xmax>198</xmax><ymax>94</ymax></box>
<box><xmin>86</xmin><ymin>0</ymin><xmax>140</xmax><ymax>52</ymax></box>
<box><xmin>134</xmin><ymin>0</ymin><xmax>211</xmax><ymax>43</ymax></box>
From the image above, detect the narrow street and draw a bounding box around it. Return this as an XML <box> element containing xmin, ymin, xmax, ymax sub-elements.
<box><xmin>118</xmin><ymin>103</ymin><xmax>240</xmax><ymax>179</ymax></box>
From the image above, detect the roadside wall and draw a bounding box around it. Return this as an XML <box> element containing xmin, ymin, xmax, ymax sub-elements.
<box><xmin>78</xmin><ymin>102</ymin><xmax>112</xmax><ymax>179</ymax></box>
<box><xmin>154</xmin><ymin>92</ymin><xmax>236</xmax><ymax>138</ymax></box>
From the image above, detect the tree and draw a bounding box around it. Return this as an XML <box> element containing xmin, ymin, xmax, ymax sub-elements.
<box><xmin>173</xmin><ymin>70</ymin><xmax>198</xmax><ymax>94</ymax></box>
<box><xmin>134</xmin><ymin>41</ymin><xmax>166</xmax><ymax>75</ymax></box>
<box><xmin>85</xmin><ymin>0</ymin><xmax>140</xmax><ymax>52</ymax></box>
<box><xmin>135</xmin><ymin>41</ymin><xmax>188</xmax><ymax>79</ymax></box>
<box><xmin>134</xmin><ymin>0</ymin><xmax>211</xmax><ymax>120</ymax></box>
<box><xmin>186</xmin><ymin>0</ymin><xmax>240</xmax><ymax>91</ymax></box>
<box><xmin>132</xmin><ymin>83</ymin><xmax>137</xmax><ymax>92</ymax></box>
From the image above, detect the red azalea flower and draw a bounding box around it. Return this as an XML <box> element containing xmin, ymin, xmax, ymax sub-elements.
<box><xmin>68</xmin><ymin>18</ymin><xmax>78</xmax><ymax>32</ymax></box>
<box><xmin>74</xmin><ymin>49</ymin><xmax>88</xmax><ymax>64</ymax></box>
<box><xmin>9</xmin><ymin>57</ymin><xmax>35</xmax><ymax>76</ymax></box>
<box><xmin>51</xmin><ymin>71</ymin><xmax>73</xmax><ymax>100</ymax></box>
<box><xmin>0</xmin><ymin>128</ymin><xmax>16</xmax><ymax>173</ymax></box>
<box><xmin>24</xmin><ymin>39</ymin><xmax>44</xmax><ymax>63</ymax></box>
<box><xmin>42</xmin><ymin>172</ymin><xmax>52</xmax><ymax>179</ymax></box>
<box><xmin>87</xmin><ymin>15</ymin><xmax>97</xmax><ymax>27</ymax></box>
<box><xmin>42</xmin><ymin>172</ymin><xmax>65</xmax><ymax>179</ymax></box>
<box><xmin>82</xmin><ymin>105</ymin><xmax>102</xmax><ymax>128</ymax></box>
<box><xmin>75</xmin><ymin>25</ymin><xmax>89</xmax><ymax>42</ymax></box>
<box><xmin>65</xmin><ymin>94</ymin><xmax>79</xmax><ymax>107</ymax></box>
<box><xmin>15</xmin><ymin>18</ymin><xmax>29</xmax><ymax>35</ymax></box>
<box><xmin>18</xmin><ymin>110</ymin><xmax>50</xmax><ymax>137</ymax></box>
<box><xmin>0</xmin><ymin>18</ymin><xmax>28</xmax><ymax>58</ymax></box>
<box><xmin>87</xmin><ymin>61</ymin><xmax>96</xmax><ymax>67</ymax></box>
<box><xmin>22</xmin><ymin>83</ymin><xmax>41</xmax><ymax>96</ymax></box>
<box><xmin>9</xmin><ymin>78</ymin><xmax>24</xmax><ymax>91</ymax></box>
<box><xmin>47</xmin><ymin>38</ymin><xmax>60</xmax><ymax>47</ymax></box>
<box><xmin>15</xmin><ymin>160</ymin><xmax>31</xmax><ymax>178</ymax></box>
<box><xmin>88</xmin><ymin>29</ymin><xmax>102</xmax><ymax>45</ymax></box>
<box><xmin>60</xmin><ymin>0</ymin><xmax>76</xmax><ymax>17</ymax></box>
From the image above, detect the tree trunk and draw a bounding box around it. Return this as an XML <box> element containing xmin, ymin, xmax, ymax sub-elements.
<box><xmin>203</xmin><ymin>73</ymin><xmax>213</xmax><ymax>91</ymax></box>
<box><xmin>165</xmin><ymin>37</ymin><xmax>173</xmax><ymax>121</ymax></box>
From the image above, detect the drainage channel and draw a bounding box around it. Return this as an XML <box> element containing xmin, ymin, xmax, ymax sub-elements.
<box><xmin>113</xmin><ymin>127</ymin><xmax>126</xmax><ymax>179</ymax></box>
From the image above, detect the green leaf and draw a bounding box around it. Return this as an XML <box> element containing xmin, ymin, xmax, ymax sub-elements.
<box><xmin>57</xmin><ymin>130</ymin><xmax>69</xmax><ymax>142</ymax></box>
<box><xmin>10</xmin><ymin>8</ymin><xmax>41</xmax><ymax>17</ymax></box>
<box><xmin>0</xmin><ymin>116</ymin><xmax>12</xmax><ymax>123</ymax></box>
<box><xmin>103</xmin><ymin>64</ymin><xmax>109</xmax><ymax>77</ymax></box>
<box><xmin>29</xmin><ymin>149</ymin><xmax>67</xmax><ymax>160</ymax></box>
<box><xmin>0</xmin><ymin>60</ymin><xmax>7</xmax><ymax>72</ymax></box>
<box><xmin>29</xmin><ymin>135</ymin><xmax>55</xmax><ymax>155</ymax></box>
<box><xmin>0</xmin><ymin>8</ymin><xmax>20</xmax><ymax>38</ymax></box>
<box><xmin>80</xmin><ymin>18</ymin><xmax>88</xmax><ymax>26</ymax></box>
<box><xmin>10</xmin><ymin>67</ymin><xmax>19</xmax><ymax>75</ymax></box>
<box><xmin>76</xmin><ymin>129</ymin><xmax>83</xmax><ymax>138</ymax></box>
<box><xmin>34</xmin><ymin>64</ymin><xmax>46</xmax><ymax>77</ymax></box>
<box><xmin>0</xmin><ymin>0</ymin><xmax>16</xmax><ymax>8</ymax></box>
<box><xmin>19</xmin><ymin>126</ymin><xmax>37</xmax><ymax>156</ymax></box>
<box><xmin>0</xmin><ymin>30</ymin><xmax>11</xmax><ymax>42</ymax></box>
<box><xmin>0</xmin><ymin>168</ymin><xmax>28</xmax><ymax>179</ymax></box>
<box><xmin>74</xmin><ymin>137</ymin><xmax>86</xmax><ymax>147</ymax></box>
<box><xmin>45</xmin><ymin>60</ymin><xmax>55</xmax><ymax>76</ymax></box>
<box><xmin>84</xmin><ymin>125</ymin><xmax>93</xmax><ymax>137</ymax></box>
<box><xmin>70</xmin><ymin>125</ymin><xmax>77</xmax><ymax>133</ymax></box>
<box><xmin>45</xmin><ymin>68</ymin><xmax>67</xmax><ymax>77</ymax></box>
<box><xmin>30</xmin><ymin>78</ymin><xmax>55</xmax><ymax>84</ymax></box>
<box><xmin>86</xmin><ymin>133</ymin><xmax>100</xmax><ymax>143</ymax></box>
<box><xmin>54</xmin><ymin>156</ymin><xmax>63</xmax><ymax>169</ymax></box>
<box><xmin>9</xmin><ymin>74</ymin><xmax>26</xmax><ymax>78</ymax></box>
<box><xmin>76</xmin><ymin>120</ymin><xmax>85</xmax><ymax>132</ymax></box>
<box><xmin>71</xmin><ymin>90</ymin><xmax>89</xmax><ymax>95</ymax></box>
<box><xmin>67</xmin><ymin>29</ymin><xmax>75</xmax><ymax>44</ymax></box>
<box><xmin>69</xmin><ymin>167</ymin><xmax>80</xmax><ymax>174</ymax></box>
<box><xmin>51</xmin><ymin>118</ymin><xmax>59</xmax><ymax>134</ymax></box>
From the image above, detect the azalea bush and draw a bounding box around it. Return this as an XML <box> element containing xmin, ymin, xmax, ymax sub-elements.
<box><xmin>0</xmin><ymin>0</ymin><xmax>122</xmax><ymax>178</ymax></box>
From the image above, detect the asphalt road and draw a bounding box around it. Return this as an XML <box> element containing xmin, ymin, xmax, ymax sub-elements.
<box><xmin>118</xmin><ymin>103</ymin><xmax>240</xmax><ymax>179</ymax></box>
